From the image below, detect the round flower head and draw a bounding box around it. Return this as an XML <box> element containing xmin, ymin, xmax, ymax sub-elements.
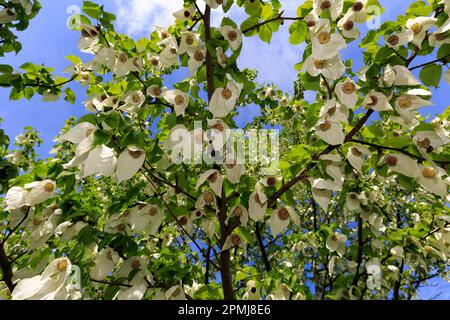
<box><xmin>209</xmin><ymin>80</ymin><xmax>243</xmax><ymax>118</ymax></box>
<box><xmin>406</xmin><ymin>16</ymin><xmax>437</xmax><ymax>49</ymax></box>
<box><xmin>24</xmin><ymin>180</ymin><xmax>56</xmax><ymax>206</ymax></box>
<box><xmin>89</xmin><ymin>247</ymin><xmax>120</xmax><ymax>281</ymax></box>
<box><xmin>269</xmin><ymin>206</ymin><xmax>299</xmax><ymax>236</ymax></box>
<box><xmin>312</xmin><ymin>30</ymin><xmax>346</xmax><ymax>60</ymax></box>
<box><xmin>417</xmin><ymin>166</ymin><xmax>448</xmax><ymax>198</ymax></box>
<box><xmin>219</xmin><ymin>25</ymin><xmax>242</xmax><ymax>51</ymax></box>
<box><xmin>429</xmin><ymin>18</ymin><xmax>450</xmax><ymax>47</ymax></box>
<box><xmin>313</xmin><ymin>0</ymin><xmax>344</xmax><ymax>21</ymax></box>
<box><xmin>179</xmin><ymin>31</ymin><xmax>198</xmax><ymax>54</ymax></box>
<box><xmin>226</xmin><ymin>205</ymin><xmax>249</xmax><ymax>227</ymax></box>
<box><xmin>384</xmin><ymin>30</ymin><xmax>414</xmax><ymax>50</ymax></box>
<box><xmin>326</xmin><ymin>232</ymin><xmax>347</xmax><ymax>257</ymax></box>
<box><xmin>187</xmin><ymin>44</ymin><xmax>206</xmax><ymax>74</ymax></box>
<box><xmin>195</xmin><ymin>169</ymin><xmax>223</xmax><ymax>197</ymax></box>
<box><xmin>380</xmin><ymin>153</ymin><xmax>420</xmax><ymax>178</ymax></box>
<box><xmin>303</xmin><ymin>54</ymin><xmax>346</xmax><ymax>80</ymax></box>
<box><xmin>347</xmin><ymin>145</ymin><xmax>371</xmax><ymax>173</ymax></box>
<box><xmin>248</xmin><ymin>189</ymin><xmax>268</xmax><ymax>221</ymax></box>
<box><xmin>163</xmin><ymin>89</ymin><xmax>189</xmax><ymax>116</ymax></box>
<box><xmin>116</xmin><ymin>145</ymin><xmax>146</xmax><ymax>183</ymax></box>
<box><xmin>335</xmin><ymin>78</ymin><xmax>359</xmax><ymax>108</ymax></box>
<box><xmin>362</xmin><ymin>90</ymin><xmax>393</xmax><ymax>112</ymax></box>
<box><xmin>173</xmin><ymin>5</ymin><xmax>196</xmax><ymax>23</ymax></box>
<box><xmin>315</xmin><ymin>119</ymin><xmax>345</xmax><ymax>146</ymax></box>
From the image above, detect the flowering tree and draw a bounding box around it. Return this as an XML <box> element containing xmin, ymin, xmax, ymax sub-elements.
<box><xmin>1</xmin><ymin>0</ymin><xmax>450</xmax><ymax>300</ymax></box>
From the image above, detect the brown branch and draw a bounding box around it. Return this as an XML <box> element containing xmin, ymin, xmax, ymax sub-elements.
<box><xmin>0</xmin><ymin>243</ymin><xmax>14</xmax><ymax>292</ymax></box>
<box><xmin>242</xmin><ymin>11</ymin><xmax>302</xmax><ymax>34</ymax></box>
<box><xmin>142</xmin><ymin>170</ymin><xmax>220</xmax><ymax>270</ymax></box>
<box><xmin>408</xmin><ymin>53</ymin><xmax>450</xmax><ymax>71</ymax></box>
<box><xmin>268</xmin><ymin>109</ymin><xmax>375</xmax><ymax>207</ymax></box>
<box><xmin>350</xmin><ymin>138</ymin><xmax>450</xmax><ymax>164</ymax></box>
<box><xmin>352</xmin><ymin>216</ymin><xmax>364</xmax><ymax>286</ymax></box>
<box><xmin>255</xmin><ymin>222</ymin><xmax>271</xmax><ymax>272</ymax></box>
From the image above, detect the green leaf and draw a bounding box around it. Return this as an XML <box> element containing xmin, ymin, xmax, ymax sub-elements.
<box><xmin>419</xmin><ymin>63</ymin><xmax>442</xmax><ymax>87</ymax></box>
<box><xmin>289</xmin><ymin>20</ymin><xmax>307</xmax><ymax>45</ymax></box>
<box><xmin>64</xmin><ymin>87</ymin><xmax>76</xmax><ymax>105</ymax></box>
<box><xmin>93</xmin><ymin>129</ymin><xmax>112</xmax><ymax>146</ymax></box>
<box><xmin>82</xmin><ymin>1</ymin><xmax>102</xmax><ymax>19</ymax></box>
<box><xmin>258</xmin><ymin>24</ymin><xmax>272</xmax><ymax>43</ymax></box>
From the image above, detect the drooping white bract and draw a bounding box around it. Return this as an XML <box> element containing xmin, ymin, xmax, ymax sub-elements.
<box><xmin>326</xmin><ymin>232</ymin><xmax>347</xmax><ymax>257</ymax></box>
<box><xmin>89</xmin><ymin>247</ymin><xmax>120</xmax><ymax>281</ymax></box>
<box><xmin>28</xmin><ymin>208</ymin><xmax>63</xmax><ymax>250</ymax></box>
<box><xmin>248</xmin><ymin>189</ymin><xmax>267</xmax><ymax>222</ymax></box>
<box><xmin>146</xmin><ymin>85</ymin><xmax>167</xmax><ymax>99</ymax></box>
<box><xmin>166</xmin><ymin>285</ymin><xmax>186</xmax><ymax>300</ymax></box>
<box><xmin>337</xmin><ymin>10</ymin><xmax>359</xmax><ymax>39</ymax></box>
<box><xmin>187</xmin><ymin>43</ymin><xmax>206</xmax><ymax>74</ymax></box>
<box><xmin>348</xmin><ymin>0</ymin><xmax>369</xmax><ymax>23</ymax></box>
<box><xmin>226</xmin><ymin>205</ymin><xmax>249</xmax><ymax>228</ymax></box>
<box><xmin>24</xmin><ymin>179</ymin><xmax>56</xmax><ymax>207</ymax></box>
<box><xmin>195</xmin><ymin>190</ymin><xmax>216</xmax><ymax>209</ymax></box>
<box><xmin>159</xmin><ymin>37</ymin><xmax>179</xmax><ymax>68</ymax></box>
<box><xmin>319</xmin><ymin>98</ymin><xmax>349</xmax><ymax>123</ymax></box>
<box><xmin>4</xmin><ymin>186</ymin><xmax>29</xmax><ymax>211</ymax></box>
<box><xmin>113</xmin><ymin>51</ymin><xmax>141</xmax><ymax>77</ymax></box>
<box><xmin>366</xmin><ymin>257</ymin><xmax>382</xmax><ymax>290</ymax></box>
<box><xmin>417</xmin><ymin>166</ymin><xmax>448</xmax><ymax>198</ymax></box>
<box><xmin>116</xmin><ymin>145</ymin><xmax>146</xmax><ymax>182</ymax></box>
<box><xmin>384</xmin><ymin>30</ymin><xmax>414</xmax><ymax>50</ymax></box>
<box><xmin>406</xmin><ymin>16</ymin><xmax>437</xmax><ymax>48</ymax></box>
<box><xmin>313</xmin><ymin>0</ymin><xmax>344</xmax><ymax>21</ymax></box>
<box><xmin>335</xmin><ymin>78</ymin><xmax>359</xmax><ymax>108</ymax></box>
<box><xmin>429</xmin><ymin>18</ymin><xmax>450</xmax><ymax>47</ymax></box>
<box><xmin>315</xmin><ymin>119</ymin><xmax>345</xmax><ymax>146</ymax></box>
<box><xmin>120</xmin><ymin>90</ymin><xmax>145</xmax><ymax>114</ymax></box>
<box><xmin>163</xmin><ymin>89</ymin><xmax>189</xmax><ymax>116</ymax></box>
<box><xmin>222</xmin><ymin>233</ymin><xmax>247</xmax><ymax>256</ymax></box>
<box><xmin>12</xmin><ymin>257</ymin><xmax>73</xmax><ymax>300</ymax></box>
<box><xmin>179</xmin><ymin>31</ymin><xmax>198</xmax><ymax>54</ymax></box>
<box><xmin>303</xmin><ymin>54</ymin><xmax>346</xmax><ymax>80</ymax></box>
<box><xmin>78</xmin><ymin>145</ymin><xmax>117</xmax><ymax>179</ymax></box>
<box><xmin>394</xmin><ymin>91</ymin><xmax>433</xmax><ymax>125</ymax></box>
<box><xmin>0</xmin><ymin>8</ymin><xmax>17</xmax><ymax>24</ymax></box>
<box><xmin>196</xmin><ymin>169</ymin><xmax>223</xmax><ymax>197</ymax></box>
<box><xmin>219</xmin><ymin>25</ymin><xmax>242</xmax><ymax>51</ymax></box>
<box><xmin>269</xmin><ymin>206</ymin><xmax>299</xmax><ymax>237</ymax></box>
<box><xmin>312</xmin><ymin>30</ymin><xmax>346</xmax><ymax>60</ymax></box>
<box><xmin>347</xmin><ymin>145</ymin><xmax>371</xmax><ymax>173</ymax></box>
<box><xmin>379</xmin><ymin>153</ymin><xmax>420</xmax><ymax>178</ymax></box>
<box><xmin>208</xmin><ymin>80</ymin><xmax>243</xmax><ymax>118</ymax></box>
<box><xmin>362</xmin><ymin>90</ymin><xmax>393</xmax><ymax>112</ymax></box>
<box><xmin>173</xmin><ymin>5</ymin><xmax>196</xmax><ymax>23</ymax></box>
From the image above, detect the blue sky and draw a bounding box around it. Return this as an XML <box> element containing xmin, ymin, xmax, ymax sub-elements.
<box><xmin>0</xmin><ymin>0</ymin><xmax>449</xmax><ymax>299</ymax></box>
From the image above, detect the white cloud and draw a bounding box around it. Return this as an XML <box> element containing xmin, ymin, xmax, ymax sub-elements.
<box><xmin>114</xmin><ymin>0</ymin><xmax>183</xmax><ymax>36</ymax></box>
